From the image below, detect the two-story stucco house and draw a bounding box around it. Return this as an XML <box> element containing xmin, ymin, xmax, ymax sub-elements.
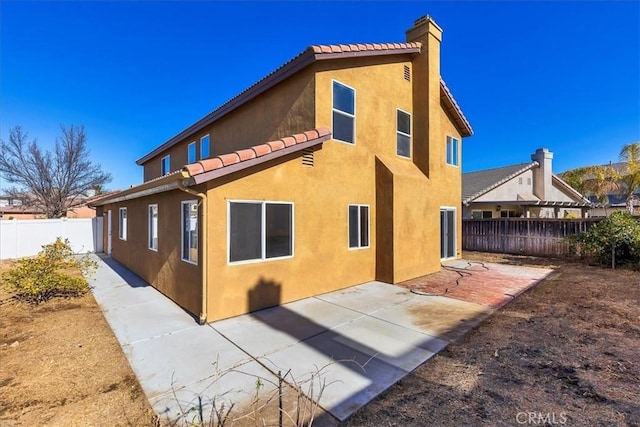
<box><xmin>92</xmin><ymin>15</ymin><xmax>473</xmax><ymax>323</ymax></box>
<box><xmin>462</xmin><ymin>148</ymin><xmax>591</xmax><ymax>219</ymax></box>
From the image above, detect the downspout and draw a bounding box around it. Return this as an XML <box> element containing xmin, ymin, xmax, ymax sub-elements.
<box><xmin>177</xmin><ymin>180</ymin><xmax>208</xmax><ymax>325</ymax></box>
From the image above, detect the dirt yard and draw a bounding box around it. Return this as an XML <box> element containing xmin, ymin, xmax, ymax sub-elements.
<box><xmin>1</xmin><ymin>254</ymin><xmax>639</xmax><ymax>426</ymax></box>
<box><xmin>0</xmin><ymin>261</ymin><xmax>157</xmax><ymax>427</ymax></box>
<box><xmin>346</xmin><ymin>252</ymin><xmax>640</xmax><ymax>426</ymax></box>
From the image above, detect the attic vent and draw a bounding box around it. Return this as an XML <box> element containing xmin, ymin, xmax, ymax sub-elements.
<box><xmin>302</xmin><ymin>147</ymin><xmax>315</xmax><ymax>167</ymax></box>
<box><xmin>404</xmin><ymin>65</ymin><xmax>411</xmax><ymax>81</ymax></box>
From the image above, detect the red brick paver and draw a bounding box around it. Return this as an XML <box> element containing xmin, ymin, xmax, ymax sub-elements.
<box><xmin>398</xmin><ymin>261</ymin><xmax>553</xmax><ymax>309</ymax></box>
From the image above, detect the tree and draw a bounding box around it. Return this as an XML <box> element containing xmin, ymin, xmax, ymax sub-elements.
<box><xmin>0</xmin><ymin>125</ymin><xmax>112</xmax><ymax>218</ymax></box>
<box><xmin>562</xmin><ymin>165</ymin><xmax>619</xmax><ymax>208</ymax></box>
<box><xmin>618</xmin><ymin>142</ymin><xmax>640</xmax><ymax>213</ymax></box>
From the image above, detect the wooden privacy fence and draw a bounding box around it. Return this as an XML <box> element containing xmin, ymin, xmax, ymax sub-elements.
<box><xmin>462</xmin><ymin>218</ymin><xmax>603</xmax><ymax>256</ymax></box>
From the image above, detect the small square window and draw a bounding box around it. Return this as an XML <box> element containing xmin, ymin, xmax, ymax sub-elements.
<box><xmin>446</xmin><ymin>136</ymin><xmax>459</xmax><ymax>166</ymax></box>
<box><xmin>148</xmin><ymin>204</ymin><xmax>158</xmax><ymax>251</ymax></box>
<box><xmin>348</xmin><ymin>204</ymin><xmax>369</xmax><ymax>249</ymax></box>
<box><xmin>397</xmin><ymin>109</ymin><xmax>411</xmax><ymax>158</ymax></box>
<box><xmin>118</xmin><ymin>207</ymin><xmax>127</xmax><ymax>241</ymax></box>
<box><xmin>182</xmin><ymin>201</ymin><xmax>198</xmax><ymax>264</ymax></box>
<box><xmin>188</xmin><ymin>142</ymin><xmax>196</xmax><ymax>164</ymax></box>
<box><xmin>201</xmin><ymin>135</ymin><xmax>210</xmax><ymax>159</ymax></box>
<box><xmin>161</xmin><ymin>155</ymin><xmax>171</xmax><ymax>175</ymax></box>
<box><xmin>332</xmin><ymin>81</ymin><xmax>355</xmax><ymax>144</ymax></box>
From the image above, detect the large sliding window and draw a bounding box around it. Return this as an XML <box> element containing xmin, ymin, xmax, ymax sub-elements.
<box><xmin>118</xmin><ymin>207</ymin><xmax>127</xmax><ymax>240</ymax></box>
<box><xmin>348</xmin><ymin>204</ymin><xmax>369</xmax><ymax>249</ymax></box>
<box><xmin>228</xmin><ymin>201</ymin><xmax>293</xmax><ymax>263</ymax></box>
<box><xmin>332</xmin><ymin>80</ymin><xmax>355</xmax><ymax>144</ymax></box>
<box><xmin>396</xmin><ymin>109</ymin><xmax>411</xmax><ymax>158</ymax></box>
<box><xmin>182</xmin><ymin>201</ymin><xmax>198</xmax><ymax>264</ymax></box>
<box><xmin>148</xmin><ymin>204</ymin><xmax>158</xmax><ymax>251</ymax></box>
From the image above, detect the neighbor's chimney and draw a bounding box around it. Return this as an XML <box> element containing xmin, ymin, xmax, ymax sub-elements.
<box><xmin>531</xmin><ymin>148</ymin><xmax>553</xmax><ymax>200</ymax></box>
<box><xmin>406</xmin><ymin>15</ymin><xmax>443</xmax><ymax>178</ymax></box>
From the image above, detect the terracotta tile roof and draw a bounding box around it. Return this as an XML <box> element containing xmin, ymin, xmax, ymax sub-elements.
<box><xmin>136</xmin><ymin>43</ymin><xmax>422</xmax><ymax>165</ymax></box>
<box><xmin>183</xmin><ymin>128</ymin><xmax>331</xmax><ymax>183</ymax></box>
<box><xmin>92</xmin><ymin>128</ymin><xmax>331</xmax><ymax>206</ymax></box>
<box><xmin>440</xmin><ymin>79</ymin><xmax>473</xmax><ymax>137</ymax></box>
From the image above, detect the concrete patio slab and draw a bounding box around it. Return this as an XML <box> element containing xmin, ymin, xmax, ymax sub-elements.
<box><xmin>90</xmin><ymin>255</ymin><xmax>553</xmax><ymax>424</ymax></box>
<box><xmin>314</xmin><ymin>281</ymin><xmax>413</xmax><ymax>314</ymax></box>
<box><xmin>211</xmin><ymin>297</ymin><xmax>365</xmax><ymax>358</ymax></box>
<box><xmin>371</xmin><ymin>295</ymin><xmax>493</xmax><ymax>342</ymax></box>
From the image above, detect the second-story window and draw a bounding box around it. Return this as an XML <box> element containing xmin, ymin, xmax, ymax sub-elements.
<box><xmin>332</xmin><ymin>80</ymin><xmax>355</xmax><ymax>144</ymax></box>
<box><xmin>188</xmin><ymin>142</ymin><xmax>196</xmax><ymax>164</ymax></box>
<box><xmin>446</xmin><ymin>136</ymin><xmax>459</xmax><ymax>166</ymax></box>
<box><xmin>201</xmin><ymin>135</ymin><xmax>210</xmax><ymax>159</ymax></box>
<box><xmin>161</xmin><ymin>155</ymin><xmax>171</xmax><ymax>175</ymax></box>
<box><xmin>397</xmin><ymin>109</ymin><xmax>411</xmax><ymax>158</ymax></box>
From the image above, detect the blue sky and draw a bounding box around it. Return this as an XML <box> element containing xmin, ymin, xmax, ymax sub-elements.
<box><xmin>1</xmin><ymin>1</ymin><xmax>638</xmax><ymax>191</ymax></box>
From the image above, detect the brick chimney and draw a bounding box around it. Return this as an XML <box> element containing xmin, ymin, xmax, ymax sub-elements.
<box><xmin>406</xmin><ymin>15</ymin><xmax>443</xmax><ymax>177</ymax></box>
<box><xmin>531</xmin><ymin>148</ymin><xmax>553</xmax><ymax>200</ymax></box>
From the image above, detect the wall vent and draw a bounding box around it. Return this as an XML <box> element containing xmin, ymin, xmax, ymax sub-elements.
<box><xmin>302</xmin><ymin>147</ymin><xmax>315</xmax><ymax>167</ymax></box>
<box><xmin>404</xmin><ymin>65</ymin><xmax>411</xmax><ymax>81</ymax></box>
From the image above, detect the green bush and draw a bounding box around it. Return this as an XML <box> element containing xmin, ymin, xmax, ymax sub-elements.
<box><xmin>570</xmin><ymin>211</ymin><xmax>640</xmax><ymax>268</ymax></box>
<box><xmin>1</xmin><ymin>237</ymin><xmax>97</xmax><ymax>303</ymax></box>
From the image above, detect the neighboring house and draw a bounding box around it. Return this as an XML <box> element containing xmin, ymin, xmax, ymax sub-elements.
<box><xmin>583</xmin><ymin>162</ymin><xmax>640</xmax><ymax>217</ymax></box>
<box><xmin>462</xmin><ymin>148</ymin><xmax>591</xmax><ymax>219</ymax></box>
<box><xmin>0</xmin><ymin>191</ymin><xmax>113</xmax><ymax>219</ymax></box>
<box><xmin>91</xmin><ymin>15</ymin><xmax>473</xmax><ymax>323</ymax></box>
<box><xmin>0</xmin><ymin>195</ymin><xmax>44</xmax><ymax>219</ymax></box>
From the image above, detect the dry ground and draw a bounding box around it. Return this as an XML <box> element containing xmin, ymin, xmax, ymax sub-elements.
<box><xmin>1</xmin><ymin>254</ymin><xmax>639</xmax><ymax>426</ymax></box>
<box><xmin>0</xmin><ymin>260</ymin><xmax>157</xmax><ymax>427</ymax></box>
<box><xmin>346</xmin><ymin>252</ymin><xmax>640</xmax><ymax>426</ymax></box>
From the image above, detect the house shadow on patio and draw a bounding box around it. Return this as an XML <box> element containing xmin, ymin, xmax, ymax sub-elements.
<box><xmin>213</xmin><ymin>276</ymin><xmax>502</xmax><ymax>423</ymax></box>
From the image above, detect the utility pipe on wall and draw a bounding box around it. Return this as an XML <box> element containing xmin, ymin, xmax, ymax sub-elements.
<box><xmin>177</xmin><ymin>180</ymin><xmax>208</xmax><ymax>324</ymax></box>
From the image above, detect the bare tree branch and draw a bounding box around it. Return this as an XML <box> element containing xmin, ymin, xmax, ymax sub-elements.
<box><xmin>0</xmin><ymin>125</ymin><xmax>112</xmax><ymax>218</ymax></box>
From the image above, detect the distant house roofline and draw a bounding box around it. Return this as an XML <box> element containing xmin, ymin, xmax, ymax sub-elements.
<box><xmin>136</xmin><ymin>42</ymin><xmax>472</xmax><ymax>166</ymax></box>
<box><xmin>463</xmin><ymin>162</ymin><xmax>538</xmax><ymax>205</ymax></box>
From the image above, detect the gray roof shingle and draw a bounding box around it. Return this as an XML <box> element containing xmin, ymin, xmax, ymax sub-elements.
<box><xmin>462</xmin><ymin>162</ymin><xmax>537</xmax><ymax>202</ymax></box>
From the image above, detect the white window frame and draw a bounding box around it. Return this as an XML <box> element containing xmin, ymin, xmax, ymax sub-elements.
<box><xmin>331</xmin><ymin>79</ymin><xmax>356</xmax><ymax>145</ymax></box>
<box><xmin>181</xmin><ymin>200</ymin><xmax>198</xmax><ymax>265</ymax></box>
<box><xmin>118</xmin><ymin>207</ymin><xmax>127</xmax><ymax>241</ymax></box>
<box><xmin>471</xmin><ymin>210</ymin><xmax>492</xmax><ymax>219</ymax></box>
<box><xmin>161</xmin><ymin>155</ymin><xmax>171</xmax><ymax>175</ymax></box>
<box><xmin>227</xmin><ymin>200</ymin><xmax>295</xmax><ymax>265</ymax></box>
<box><xmin>187</xmin><ymin>142</ymin><xmax>196</xmax><ymax>164</ymax></box>
<box><xmin>348</xmin><ymin>204</ymin><xmax>370</xmax><ymax>250</ymax></box>
<box><xmin>446</xmin><ymin>135</ymin><xmax>459</xmax><ymax>167</ymax></box>
<box><xmin>200</xmin><ymin>134</ymin><xmax>210</xmax><ymax>159</ymax></box>
<box><xmin>396</xmin><ymin>108</ymin><xmax>412</xmax><ymax>159</ymax></box>
<box><xmin>148</xmin><ymin>204</ymin><xmax>158</xmax><ymax>251</ymax></box>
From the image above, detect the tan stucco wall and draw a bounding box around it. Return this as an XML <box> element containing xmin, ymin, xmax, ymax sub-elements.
<box><xmin>108</xmin><ymin>24</ymin><xmax>469</xmax><ymax>321</ymax></box>
<box><xmin>102</xmin><ymin>190</ymin><xmax>202</xmax><ymax>316</ymax></box>
<box><xmin>142</xmin><ymin>68</ymin><xmax>316</xmax><ymax>182</ymax></box>
<box><xmin>201</xmin><ymin>54</ymin><xmax>465</xmax><ymax>321</ymax></box>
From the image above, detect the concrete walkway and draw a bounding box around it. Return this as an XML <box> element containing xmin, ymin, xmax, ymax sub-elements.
<box><xmin>88</xmin><ymin>255</ymin><xmax>552</xmax><ymax>424</ymax></box>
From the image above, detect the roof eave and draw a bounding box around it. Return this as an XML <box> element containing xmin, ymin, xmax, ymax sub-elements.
<box><xmin>90</xmin><ymin>170</ymin><xmax>189</xmax><ymax>207</ymax></box>
<box><xmin>136</xmin><ymin>45</ymin><xmax>422</xmax><ymax>165</ymax></box>
<box><xmin>189</xmin><ymin>135</ymin><xmax>330</xmax><ymax>185</ymax></box>
<box><xmin>440</xmin><ymin>79</ymin><xmax>473</xmax><ymax>137</ymax></box>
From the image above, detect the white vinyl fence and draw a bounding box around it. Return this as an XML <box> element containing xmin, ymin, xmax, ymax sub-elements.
<box><xmin>0</xmin><ymin>217</ymin><xmax>103</xmax><ymax>260</ymax></box>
